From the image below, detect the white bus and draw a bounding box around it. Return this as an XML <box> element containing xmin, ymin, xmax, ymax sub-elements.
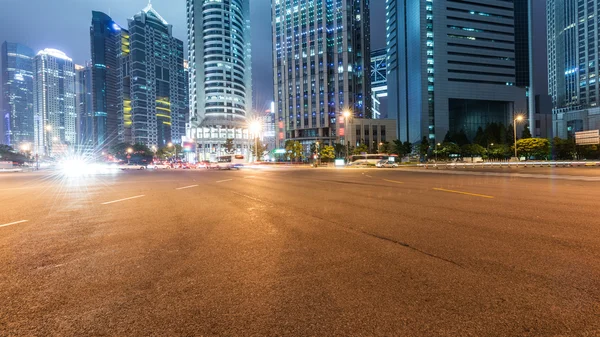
<box><xmin>349</xmin><ymin>154</ymin><xmax>397</xmax><ymax>166</ymax></box>
<box><xmin>211</xmin><ymin>155</ymin><xmax>246</xmax><ymax>170</ymax></box>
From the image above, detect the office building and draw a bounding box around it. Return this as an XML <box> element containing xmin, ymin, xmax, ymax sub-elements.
<box><xmin>371</xmin><ymin>49</ymin><xmax>387</xmax><ymax>119</ymax></box>
<box><xmin>187</xmin><ymin>0</ymin><xmax>253</xmax><ymax>160</ymax></box>
<box><xmin>33</xmin><ymin>49</ymin><xmax>76</xmax><ymax>156</ymax></box>
<box><xmin>125</xmin><ymin>4</ymin><xmax>186</xmax><ymax>148</ymax></box>
<box><xmin>1</xmin><ymin>42</ymin><xmax>35</xmax><ymax>147</ymax></box>
<box><xmin>548</xmin><ymin>0</ymin><xmax>600</xmax><ymax>137</ymax></box>
<box><xmin>75</xmin><ymin>63</ymin><xmax>93</xmax><ymax>152</ymax></box>
<box><xmin>90</xmin><ymin>11</ymin><xmax>126</xmax><ymax>151</ymax></box>
<box><xmin>386</xmin><ymin>0</ymin><xmax>526</xmax><ymax>145</ymax></box>
<box><xmin>272</xmin><ymin>0</ymin><xmax>372</xmax><ymax>150</ymax></box>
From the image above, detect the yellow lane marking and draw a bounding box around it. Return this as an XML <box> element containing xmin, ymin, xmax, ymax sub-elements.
<box><xmin>433</xmin><ymin>188</ymin><xmax>494</xmax><ymax>199</ymax></box>
<box><xmin>383</xmin><ymin>179</ymin><xmax>404</xmax><ymax>184</ymax></box>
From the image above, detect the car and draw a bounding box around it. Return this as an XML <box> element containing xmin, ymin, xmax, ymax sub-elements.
<box><xmin>112</xmin><ymin>161</ymin><xmax>146</xmax><ymax>170</ymax></box>
<box><xmin>149</xmin><ymin>162</ymin><xmax>171</xmax><ymax>169</ymax></box>
<box><xmin>376</xmin><ymin>160</ymin><xmax>399</xmax><ymax>168</ymax></box>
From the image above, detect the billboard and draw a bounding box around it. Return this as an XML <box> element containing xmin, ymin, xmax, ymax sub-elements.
<box><xmin>575</xmin><ymin>130</ymin><xmax>600</xmax><ymax>145</ymax></box>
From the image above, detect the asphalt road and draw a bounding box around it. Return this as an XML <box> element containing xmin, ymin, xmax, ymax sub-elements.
<box><xmin>1</xmin><ymin>167</ymin><xmax>599</xmax><ymax>336</ymax></box>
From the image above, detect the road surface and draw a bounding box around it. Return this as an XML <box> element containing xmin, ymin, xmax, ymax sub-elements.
<box><xmin>1</xmin><ymin>167</ymin><xmax>599</xmax><ymax>336</ymax></box>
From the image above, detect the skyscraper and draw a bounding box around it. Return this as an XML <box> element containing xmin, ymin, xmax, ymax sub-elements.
<box><xmin>547</xmin><ymin>0</ymin><xmax>600</xmax><ymax>138</ymax></box>
<box><xmin>386</xmin><ymin>0</ymin><xmax>526</xmax><ymax>144</ymax></box>
<box><xmin>125</xmin><ymin>4</ymin><xmax>186</xmax><ymax>148</ymax></box>
<box><xmin>75</xmin><ymin>63</ymin><xmax>93</xmax><ymax>152</ymax></box>
<box><xmin>1</xmin><ymin>42</ymin><xmax>34</xmax><ymax>147</ymax></box>
<box><xmin>187</xmin><ymin>0</ymin><xmax>253</xmax><ymax>160</ymax></box>
<box><xmin>90</xmin><ymin>11</ymin><xmax>124</xmax><ymax>151</ymax></box>
<box><xmin>272</xmin><ymin>0</ymin><xmax>371</xmax><ymax>149</ymax></box>
<box><xmin>371</xmin><ymin>49</ymin><xmax>387</xmax><ymax>119</ymax></box>
<box><xmin>33</xmin><ymin>49</ymin><xmax>76</xmax><ymax>156</ymax></box>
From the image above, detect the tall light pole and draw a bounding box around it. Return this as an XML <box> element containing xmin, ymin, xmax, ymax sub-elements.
<box><xmin>249</xmin><ymin>120</ymin><xmax>262</xmax><ymax>162</ymax></box>
<box><xmin>514</xmin><ymin>115</ymin><xmax>524</xmax><ymax>159</ymax></box>
<box><xmin>127</xmin><ymin>147</ymin><xmax>133</xmax><ymax>164</ymax></box>
<box><xmin>343</xmin><ymin>110</ymin><xmax>352</xmax><ymax>162</ymax></box>
<box><xmin>435</xmin><ymin>143</ymin><xmax>441</xmax><ymax>162</ymax></box>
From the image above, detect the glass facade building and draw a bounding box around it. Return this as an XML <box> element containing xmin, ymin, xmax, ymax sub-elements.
<box><xmin>547</xmin><ymin>0</ymin><xmax>600</xmax><ymax>111</ymax></box>
<box><xmin>124</xmin><ymin>4</ymin><xmax>187</xmax><ymax>148</ymax></box>
<box><xmin>272</xmin><ymin>0</ymin><xmax>372</xmax><ymax>149</ymax></box>
<box><xmin>33</xmin><ymin>49</ymin><xmax>76</xmax><ymax>156</ymax></box>
<box><xmin>90</xmin><ymin>11</ymin><xmax>124</xmax><ymax>151</ymax></box>
<box><xmin>75</xmin><ymin>63</ymin><xmax>94</xmax><ymax>153</ymax></box>
<box><xmin>370</xmin><ymin>49</ymin><xmax>387</xmax><ymax>119</ymax></box>
<box><xmin>386</xmin><ymin>0</ymin><xmax>527</xmax><ymax>144</ymax></box>
<box><xmin>1</xmin><ymin>42</ymin><xmax>34</xmax><ymax>147</ymax></box>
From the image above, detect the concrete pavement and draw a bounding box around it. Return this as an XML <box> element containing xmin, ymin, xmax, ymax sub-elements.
<box><xmin>1</xmin><ymin>168</ymin><xmax>599</xmax><ymax>336</ymax></box>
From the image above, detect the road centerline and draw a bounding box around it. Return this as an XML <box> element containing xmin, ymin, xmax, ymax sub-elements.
<box><xmin>433</xmin><ymin>188</ymin><xmax>494</xmax><ymax>199</ymax></box>
<box><xmin>0</xmin><ymin>220</ymin><xmax>28</xmax><ymax>228</ymax></box>
<box><xmin>101</xmin><ymin>195</ymin><xmax>146</xmax><ymax>205</ymax></box>
<box><xmin>383</xmin><ymin>179</ymin><xmax>404</xmax><ymax>184</ymax></box>
<box><xmin>175</xmin><ymin>184</ymin><xmax>199</xmax><ymax>190</ymax></box>
<box><xmin>216</xmin><ymin>179</ymin><xmax>233</xmax><ymax>183</ymax></box>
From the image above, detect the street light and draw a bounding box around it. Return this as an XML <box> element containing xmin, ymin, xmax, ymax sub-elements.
<box><xmin>249</xmin><ymin>120</ymin><xmax>262</xmax><ymax>162</ymax></box>
<box><xmin>435</xmin><ymin>143</ymin><xmax>441</xmax><ymax>162</ymax></box>
<box><xmin>127</xmin><ymin>147</ymin><xmax>133</xmax><ymax>164</ymax></box>
<box><xmin>514</xmin><ymin>115</ymin><xmax>525</xmax><ymax>159</ymax></box>
<box><xmin>343</xmin><ymin>110</ymin><xmax>352</xmax><ymax>161</ymax></box>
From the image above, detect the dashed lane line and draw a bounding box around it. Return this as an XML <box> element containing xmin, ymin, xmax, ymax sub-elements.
<box><xmin>216</xmin><ymin>179</ymin><xmax>233</xmax><ymax>183</ymax></box>
<box><xmin>175</xmin><ymin>185</ymin><xmax>198</xmax><ymax>190</ymax></box>
<box><xmin>0</xmin><ymin>220</ymin><xmax>28</xmax><ymax>228</ymax></box>
<box><xmin>383</xmin><ymin>179</ymin><xmax>404</xmax><ymax>184</ymax></box>
<box><xmin>101</xmin><ymin>195</ymin><xmax>146</xmax><ymax>205</ymax></box>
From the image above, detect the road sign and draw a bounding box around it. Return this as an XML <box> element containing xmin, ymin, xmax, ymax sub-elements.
<box><xmin>575</xmin><ymin>130</ymin><xmax>600</xmax><ymax>145</ymax></box>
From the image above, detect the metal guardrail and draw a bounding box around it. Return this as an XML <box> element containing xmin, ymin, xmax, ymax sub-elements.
<box><xmin>417</xmin><ymin>161</ymin><xmax>600</xmax><ymax>169</ymax></box>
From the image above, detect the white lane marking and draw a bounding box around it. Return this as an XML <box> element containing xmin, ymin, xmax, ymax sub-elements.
<box><xmin>175</xmin><ymin>184</ymin><xmax>198</xmax><ymax>190</ymax></box>
<box><xmin>216</xmin><ymin>179</ymin><xmax>233</xmax><ymax>183</ymax></box>
<box><xmin>101</xmin><ymin>195</ymin><xmax>145</xmax><ymax>205</ymax></box>
<box><xmin>0</xmin><ymin>220</ymin><xmax>28</xmax><ymax>228</ymax></box>
<box><xmin>366</xmin><ymin>175</ymin><xmax>373</xmax><ymax>178</ymax></box>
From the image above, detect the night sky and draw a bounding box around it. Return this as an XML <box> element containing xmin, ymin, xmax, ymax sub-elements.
<box><xmin>0</xmin><ymin>0</ymin><xmax>546</xmax><ymax>111</ymax></box>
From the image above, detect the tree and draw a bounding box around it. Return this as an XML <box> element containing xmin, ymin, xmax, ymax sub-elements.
<box><xmin>443</xmin><ymin>131</ymin><xmax>453</xmax><ymax>143</ymax></box>
<box><xmin>251</xmin><ymin>140</ymin><xmax>267</xmax><ymax>161</ymax></box>
<box><xmin>551</xmin><ymin>137</ymin><xmax>576</xmax><ymax>160</ymax></box>
<box><xmin>418</xmin><ymin>137</ymin><xmax>430</xmax><ymax>157</ymax></box>
<box><xmin>516</xmin><ymin>138</ymin><xmax>550</xmax><ymax>160</ymax></box>
<box><xmin>461</xmin><ymin>144</ymin><xmax>486</xmax><ymax>158</ymax></box>
<box><xmin>285</xmin><ymin>140</ymin><xmax>304</xmax><ymax>162</ymax></box>
<box><xmin>403</xmin><ymin>141</ymin><xmax>413</xmax><ymax>155</ymax></box>
<box><xmin>436</xmin><ymin>142</ymin><xmax>461</xmax><ymax>160</ymax></box>
<box><xmin>487</xmin><ymin>144</ymin><xmax>511</xmax><ymax>160</ymax></box>
<box><xmin>378</xmin><ymin>141</ymin><xmax>392</xmax><ymax>154</ymax></box>
<box><xmin>0</xmin><ymin>145</ymin><xmax>29</xmax><ymax>164</ymax></box>
<box><xmin>333</xmin><ymin>143</ymin><xmax>345</xmax><ymax>158</ymax></box>
<box><xmin>522</xmin><ymin>125</ymin><xmax>532</xmax><ymax>139</ymax></box>
<box><xmin>109</xmin><ymin>142</ymin><xmax>132</xmax><ymax>160</ymax></box>
<box><xmin>454</xmin><ymin>129</ymin><xmax>470</xmax><ymax>146</ymax></box>
<box><xmin>224</xmin><ymin>138</ymin><xmax>235</xmax><ymax>154</ymax></box>
<box><xmin>156</xmin><ymin>144</ymin><xmax>182</xmax><ymax>160</ymax></box>
<box><xmin>474</xmin><ymin>127</ymin><xmax>486</xmax><ymax>146</ymax></box>
<box><xmin>353</xmin><ymin>143</ymin><xmax>368</xmax><ymax>155</ymax></box>
<box><xmin>506</xmin><ymin>124</ymin><xmax>515</xmax><ymax>145</ymax></box>
<box><xmin>577</xmin><ymin>144</ymin><xmax>600</xmax><ymax>160</ymax></box>
<box><xmin>319</xmin><ymin>145</ymin><xmax>336</xmax><ymax>162</ymax></box>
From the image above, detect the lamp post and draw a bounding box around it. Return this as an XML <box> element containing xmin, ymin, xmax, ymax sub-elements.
<box><xmin>249</xmin><ymin>120</ymin><xmax>262</xmax><ymax>162</ymax></box>
<box><xmin>514</xmin><ymin>115</ymin><xmax>524</xmax><ymax>159</ymax></box>
<box><xmin>343</xmin><ymin>110</ymin><xmax>352</xmax><ymax>162</ymax></box>
<box><xmin>435</xmin><ymin>143</ymin><xmax>441</xmax><ymax>162</ymax></box>
<box><xmin>127</xmin><ymin>147</ymin><xmax>133</xmax><ymax>164</ymax></box>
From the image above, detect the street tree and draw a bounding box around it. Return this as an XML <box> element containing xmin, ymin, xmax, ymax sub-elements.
<box><xmin>461</xmin><ymin>144</ymin><xmax>486</xmax><ymax>159</ymax></box>
<box><xmin>285</xmin><ymin>140</ymin><xmax>304</xmax><ymax>162</ymax></box>
<box><xmin>436</xmin><ymin>142</ymin><xmax>461</xmax><ymax>160</ymax></box>
<box><xmin>516</xmin><ymin>138</ymin><xmax>550</xmax><ymax>160</ymax></box>
<box><xmin>319</xmin><ymin>145</ymin><xmax>336</xmax><ymax>162</ymax></box>
<box><xmin>353</xmin><ymin>143</ymin><xmax>368</xmax><ymax>155</ymax></box>
<box><xmin>551</xmin><ymin>137</ymin><xmax>576</xmax><ymax>160</ymax></box>
<box><xmin>251</xmin><ymin>140</ymin><xmax>267</xmax><ymax>161</ymax></box>
<box><xmin>522</xmin><ymin>125</ymin><xmax>532</xmax><ymax>139</ymax></box>
<box><xmin>378</xmin><ymin>141</ymin><xmax>392</xmax><ymax>154</ymax></box>
<box><xmin>333</xmin><ymin>143</ymin><xmax>345</xmax><ymax>158</ymax></box>
<box><xmin>418</xmin><ymin>137</ymin><xmax>430</xmax><ymax>158</ymax></box>
<box><xmin>487</xmin><ymin>144</ymin><xmax>511</xmax><ymax>160</ymax></box>
<box><xmin>224</xmin><ymin>138</ymin><xmax>235</xmax><ymax>154</ymax></box>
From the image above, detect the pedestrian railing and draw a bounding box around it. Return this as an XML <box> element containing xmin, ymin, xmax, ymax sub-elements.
<box><xmin>417</xmin><ymin>161</ymin><xmax>600</xmax><ymax>169</ymax></box>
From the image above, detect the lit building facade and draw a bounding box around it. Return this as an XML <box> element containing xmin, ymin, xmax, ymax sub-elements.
<box><xmin>75</xmin><ymin>63</ymin><xmax>93</xmax><ymax>152</ymax></box>
<box><xmin>1</xmin><ymin>42</ymin><xmax>34</xmax><ymax>147</ymax></box>
<box><xmin>33</xmin><ymin>49</ymin><xmax>76</xmax><ymax>156</ymax></box>
<box><xmin>125</xmin><ymin>4</ymin><xmax>187</xmax><ymax>148</ymax></box>
<box><xmin>90</xmin><ymin>11</ymin><xmax>125</xmax><ymax>151</ymax></box>
<box><xmin>272</xmin><ymin>0</ymin><xmax>372</xmax><ymax>150</ymax></box>
<box><xmin>370</xmin><ymin>49</ymin><xmax>387</xmax><ymax>119</ymax></box>
<box><xmin>386</xmin><ymin>0</ymin><xmax>526</xmax><ymax>145</ymax></box>
<box><xmin>187</xmin><ymin>0</ymin><xmax>253</xmax><ymax>160</ymax></box>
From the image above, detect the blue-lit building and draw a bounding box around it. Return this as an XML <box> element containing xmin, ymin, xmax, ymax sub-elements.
<box><xmin>1</xmin><ymin>42</ymin><xmax>35</xmax><ymax>147</ymax></box>
<box><xmin>90</xmin><ymin>11</ymin><xmax>126</xmax><ymax>151</ymax></box>
<box><xmin>272</xmin><ymin>0</ymin><xmax>372</xmax><ymax>148</ymax></box>
<box><xmin>76</xmin><ymin>63</ymin><xmax>94</xmax><ymax>152</ymax></box>
<box><xmin>386</xmin><ymin>0</ymin><xmax>527</xmax><ymax>145</ymax></box>
<box><xmin>370</xmin><ymin>49</ymin><xmax>387</xmax><ymax>119</ymax></box>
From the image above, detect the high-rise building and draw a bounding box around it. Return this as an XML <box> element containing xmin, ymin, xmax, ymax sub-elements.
<box><xmin>187</xmin><ymin>0</ymin><xmax>253</xmax><ymax>160</ymax></box>
<box><xmin>1</xmin><ymin>42</ymin><xmax>35</xmax><ymax>147</ymax></box>
<box><xmin>125</xmin><ymin>4</ymin><xmax>186</xmax><ymax>148</ymax></box>
<box><xmin>386</xmin><ymin>0</ymin><xmax>526</xmax><ymax>144</ymax></box>
<box><xmin>370</xmin><ymin>49</ymin><xmax>387</xmax><ymax>119</ymax></box>
<box><xmin>75</xmin><ymin>63</ymin><xmax>93</xmax><ymax>152</ymax></box>
<box><xmin>272</xmin><ymin>0</ymin><xmax>371</xmax><ymax>149</ymax></box>
<box><xmin>90</xmin><ymin>11</ymin><xmax>124</xmax><ymax>151</ymax></box>
<box><xmin>33</xmin><ymin>49</ymin><xmax>76</xmax><ymax>156</ymax></box>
